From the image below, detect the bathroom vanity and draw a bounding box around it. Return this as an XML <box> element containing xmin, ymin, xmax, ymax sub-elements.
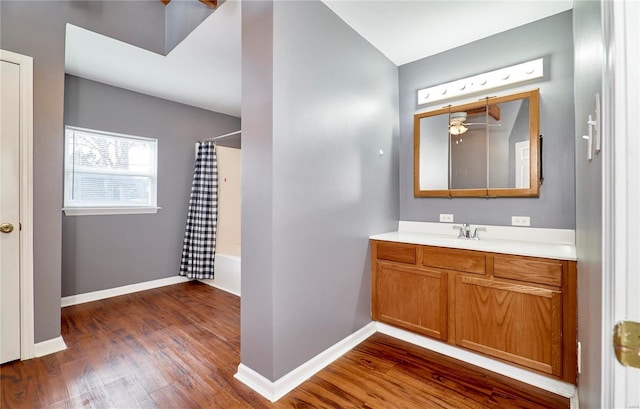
<box><xmin>370</xmin><ymin>222</ymin><xmax>577</xmax><ymax>385</ymax></box>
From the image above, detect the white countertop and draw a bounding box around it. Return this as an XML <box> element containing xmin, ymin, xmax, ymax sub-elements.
<box><xmin>370</xmin><ymin>221</ymin><xmax>577</xmax><ymax>261</ymax></box>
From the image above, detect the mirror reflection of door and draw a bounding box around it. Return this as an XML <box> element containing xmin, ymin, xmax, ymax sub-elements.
<box><xmin>515</xmin><ymin>141</ymin><xmax>530</xmax><ymax>188</ymax></box>
<box><xmin>502</xmin><ymin>98</ymin><xmax>530</xmax><ymax>189</ymax></box>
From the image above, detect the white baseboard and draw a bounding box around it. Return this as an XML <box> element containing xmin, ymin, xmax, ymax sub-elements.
<box><xmin>234</xmin><ymin>322</ymin><xmax>377</xmax><ymax>402</ymax></box>
<box><xmin>235</xmin><ymin>321</ymin><xmax>576</xmax><ymax>404</ymax></box>
<box><xmin>61</xmin><ymin>276</ymin><xmax>191</xmax><ymax>307</ymax></box>
<box><xmin>234</xmin><ymin>364</ymin><xmax>277</xmax><ymax>402</ymax></box>
<box><xmin>34</xmin><ymin>336</ymin><xmax>67</xmax><ymax>357</ymax></box>
<box><xmin>198</xmin><ymin>254</ymin><xmax>241</xmax><ymax>296</ymax></box>
<box><xmin>375</xmin><ymin>322</ymin><xmax>577</xmax><ymax>401</ymax></box>
<box><xmin>61</xmin><ymin>255</ymin><xmax>240</xmax><ymax>307</ymax></box>
<box><xmin>571</xmin><ymin>390</ymin><xmax>580</xmax><ymax>409</ymax></box>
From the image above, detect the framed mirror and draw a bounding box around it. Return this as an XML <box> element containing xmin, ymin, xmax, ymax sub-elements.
<box><xmin>414</xmin><ymin>89</ymin><xmax>540</xmax><ymax>197</ymax></box>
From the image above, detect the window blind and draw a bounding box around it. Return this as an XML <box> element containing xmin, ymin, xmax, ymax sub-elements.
<box><xmin>64</xmin><ymin>126</ymin><xmax>158</xmax><ymax>209</ymax></box>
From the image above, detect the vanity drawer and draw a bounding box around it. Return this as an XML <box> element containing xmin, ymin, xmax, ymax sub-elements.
<box><xmin>376</xmin><ymin>242</ymin><xmax>417</xmax><ymax>265</ymax></box>
<box><xmin>493</xmin><ymin>255</ymin><xmax>563</xmax><ymax>287</ymax></box>
<box><xmin>421</xmin><ymin>247</ymin><xmax>485</xmax><ymax>274</ymax></box>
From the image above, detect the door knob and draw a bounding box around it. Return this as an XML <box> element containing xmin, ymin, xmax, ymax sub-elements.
<box><xmin>0</xmin><ymin>223</ymin><xmax>14</xmax><ymax>233</ymax></box>
<box><xmin>614</xmin><ymin>320</ymin><xmax>640</xmax><ymax>369</ymax></box>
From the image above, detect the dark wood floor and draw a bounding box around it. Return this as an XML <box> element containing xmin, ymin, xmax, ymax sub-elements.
<box><xmin>1</xmin><ymin>281</ymin><xmax>569</xmax><ymax>408</ymax></box>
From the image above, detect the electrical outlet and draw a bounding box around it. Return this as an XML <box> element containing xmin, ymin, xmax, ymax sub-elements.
<box><xmin>440</xmin><ymin>214</ymin><xmax>454</xmax><ymax>223</ymax></box>
<box><xmin>511</xmin><ymin>216</ymin><xmax>531</xmax><ymax>226</ymax></box>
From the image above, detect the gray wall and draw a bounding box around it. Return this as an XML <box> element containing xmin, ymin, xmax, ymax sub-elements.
<box><xmin>165</xmin><ymin>0</ymin><xmax>215</xmax><ymax>54</ymax></box>
<box><xmin>241</xmin><ymin>0</ymin><xmax>399</xmax><ymax>380</ymax></box>
<box><xmin>451</xmin><ymin>127</ymin><xmax>487</xmax><ymax>189</ymax></box>
<box><xmin>62</xmin><ymin>75</ymin><xmax>240</xmax><ymax>296</ymax></box>
<box><xmin>0</xmin><ymin>0</ymin><xmax>166</xmax><ymax>343</ymax></box>
<box><xmin>573</xmin><ymin>1</ymin><xmax>604</xmax><ymax>407</ymax></box>
<box><xmin>399</xmin><ymin>11</ymin><xmax>575</xmax><ymax>229</ymax></box>
<box><xmin>240</xmin><ymin>0</ymin><xmax>275</xmax><ymax>379</ymax></box>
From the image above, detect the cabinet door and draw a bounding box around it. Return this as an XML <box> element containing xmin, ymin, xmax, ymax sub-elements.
<box><xmin>454</xmin><ymin>275</ymin><xmax>562</xmax><ymax>376</ymax></box>
<box><xmin>375</xmin><ymin>262</ymin><xmax>447</xmax><ymax>340</ymax></box>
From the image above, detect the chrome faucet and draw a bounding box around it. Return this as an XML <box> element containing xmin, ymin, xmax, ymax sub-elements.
<box><xmin>453</xmin><ymin>223</ymin><xmax>471</xmax><ymax>239</ymax></box>
<box><xmin>453</xmin><ymin>224</ymin><xmax>486</xmax><ymax>240</ymax></box>
<box><xmin>472</xmin><ymin>226</ymin><xmax>486</xmax><ymax>240</ymax></box>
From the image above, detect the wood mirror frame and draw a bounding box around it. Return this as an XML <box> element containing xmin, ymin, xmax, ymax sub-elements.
<box><xmin>413</xmin><ymin>89</ymin><xmax>540</xmax><ymax>198</ymax></box>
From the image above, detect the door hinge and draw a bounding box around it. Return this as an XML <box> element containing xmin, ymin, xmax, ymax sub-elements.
<box><xmin>614</xmin><ymin>320</ymin><xmax>640</xmax><ymax>369</ymax></box>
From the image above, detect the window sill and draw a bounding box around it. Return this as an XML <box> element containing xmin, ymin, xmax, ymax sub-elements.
<box><xmin>63</xmin><ymin>207</ymin><xmax>161</xmax><ymax>216</ymax></box>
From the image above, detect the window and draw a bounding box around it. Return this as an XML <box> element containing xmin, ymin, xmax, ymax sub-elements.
<box><xmin>63</xmin><ymin>126</ymin><xmax>159</xmax><ymax>215</ymax></box>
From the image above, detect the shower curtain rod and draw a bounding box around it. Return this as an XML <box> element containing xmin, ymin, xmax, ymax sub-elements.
<box><xmin>200</xmin><ymin>130</ymin><xmax>241</xmax><ymax>143</ymax></box>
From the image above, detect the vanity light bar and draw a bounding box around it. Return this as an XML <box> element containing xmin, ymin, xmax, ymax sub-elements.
<box><xmin>417</xmin><ymin>58</ymin><xmax>544</xmax><ymax>105</ymax></box>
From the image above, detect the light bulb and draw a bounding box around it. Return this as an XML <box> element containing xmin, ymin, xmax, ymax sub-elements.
<box><xmin>449</xmin><ymin>124</ymin><xmax>468</xmax><ymax>135</ymax></box>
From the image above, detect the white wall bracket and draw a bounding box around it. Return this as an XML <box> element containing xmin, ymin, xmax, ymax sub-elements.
<box><xmin>581</xmin><ymin>94</ymin><xmax>601</xmax><ymax>162</ymax></box>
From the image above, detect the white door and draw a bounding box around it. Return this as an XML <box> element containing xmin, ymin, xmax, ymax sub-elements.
<box><xmin>514</xmin><ymin>140</ymin><xmax>529</xmax><ymax>189</ymax></box>
<box><xmin>0</xmin><ymin>59</ymin><xmax>22</xmax><ymax>363</ymax></box>
<box><xmin>608</xmin><ymin>0</ymin><xmax>640</xmax><ymax>407</ymax></box>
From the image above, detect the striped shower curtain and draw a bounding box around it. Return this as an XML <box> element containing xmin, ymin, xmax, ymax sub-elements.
<box><xmin>179</xmin><ymin>141</ymin><xmax>218</xmax><ymax>279</ymax></box>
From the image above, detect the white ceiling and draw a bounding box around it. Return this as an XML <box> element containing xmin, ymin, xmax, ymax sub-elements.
<box><xmin>65</xmin><ymin>0</ymin><xmax>572</xmax><ymax>117</ymax></box>
<box><xmin>65</xmin><ymin>0</ymin><xmax>241</xmax><ymax>116</ymax></box>
<box><xmin>322</xmin><ymin>0</ymin><xmax>573</xmax><ymax>66</ymax></box>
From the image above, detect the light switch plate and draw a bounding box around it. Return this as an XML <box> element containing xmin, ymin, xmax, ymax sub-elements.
<box><xmin>439</xmin><ymin>214</ymin><xmax>454</xmax><ymax>223</ymax></box>
<box><xmin>512</xmin><ymin>216</ymin><xmax>531</xmax><ymax>226</ymax></box>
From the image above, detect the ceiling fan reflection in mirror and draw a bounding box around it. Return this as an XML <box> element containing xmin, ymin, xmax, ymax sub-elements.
<box><xmin>448</xmin><ymin>107</ymin><xmax>502</xmax><ymax>144</ymax></box>
<box><xmin>449</xmin><ymin>112</ymin><xmax>470</xmax><ymax>136</ymax></box>
<box><xmin>449</xmin><ymin>112</ymin><xmax>488</xmax><ymax>145</ymax></box>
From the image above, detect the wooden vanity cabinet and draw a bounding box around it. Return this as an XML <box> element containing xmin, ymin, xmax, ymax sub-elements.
<box><xmin>454</xmin><ymin>275</ymin><xmax>563</xmax><ymax>377</ymax></box>
<box><xmin>376</xmin><ymin>262</ymin><xmax>448</xmax><ymax>340</ymax></box>
<box><xmin>372</xmin><ymin>242</ymin><xmax>448</xmax><ymax>339</ymax></box>
<box><xmin>371</xmin><ymin>240</ymin><xmax>577</xmax><ymax>384</ymax></box>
